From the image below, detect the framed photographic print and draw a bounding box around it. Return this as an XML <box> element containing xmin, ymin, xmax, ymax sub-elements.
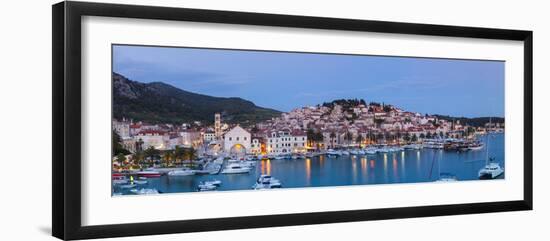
<box><xmin>52</xmin><ymin>1</ymin><xmax>533</xmax><ymax>240</ymax></box>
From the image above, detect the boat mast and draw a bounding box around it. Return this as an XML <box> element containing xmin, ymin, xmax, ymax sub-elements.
<box><xmin>485</xmin><ymin>117</ymin><xmax>491</xmax><ymax>165</ymax></box>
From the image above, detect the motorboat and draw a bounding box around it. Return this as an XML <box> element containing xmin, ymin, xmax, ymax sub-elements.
<box><xmin>112</xmin><ymin>175</ymin><xmax>128</xmax><ymax>185</ymax></box>
<box><xmin>204</xmin><ymin>179</ymin><xmax>222</xmax><ymax>186</ymax></box>
<box><xmin>341</xmin><ymin>151</ymin><xmax>350</xmax><ymax>155</ymax></box>
<box><xmin>403</xmin><ymin>144</ymin><xmax>423</xmax><ymax>150</ymax></box>
<box><xmin>119</xmin><ymin>183</ymin><xmax>136</xmax><ymax>189</ymax></box>
<box><xmin>468</xmin><ymin>141</ymin><xmax>484</xmax><ymax>151</ymax></box>
<box><xmin>364</xmin><ymin>148</ymin><xmax>377</xmax><ymax>155</ymax></box>
<box><xmin>253</xmin><ymin>175</ymin><xmax>282</xmax><ymax>189</ymax></box>
<box><xmin>436</xmin><ymin>172</ymin><xmax>458</xmax><ymax>182</ymax></box>
<box><xmin>133</xmin><ymin>180</ymin><xmax>147</xmax><ymax>185</ymax></box>
<box><xmin>326</xmin><ymin>149</ymin><xmax>341</xmax><ymax>157</ymax></box>
<box><xmin>221</xmin><ymin>163</ymin><xmax>251</xmax><ymax>174</ymax></box>
<box><xmin>130</xmin><ymin>188</ymin><xmax>159</xmax><ymax>195</ymax></box>
<box><xmin>136</xmin><ymin>170</ymin><xmax>161</xmax><ymax>178</ymax></box>
<box><xmin>167</xmin><ymin>168</ymin><xmax>196</xmax><ymax>176</ymax></box>
<box><xmin>273</xmin><ymin>155</ymin><xmax>285</xmax><ymax>160</ymax></box>
<box><xmin>197</xmin><ymin>182</ymin><xmax>218</xmax><ymax>191</ymax></box>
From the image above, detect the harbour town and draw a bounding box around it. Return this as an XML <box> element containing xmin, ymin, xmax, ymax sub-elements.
<box><xmin>112</xmin><ymin>99</ymin><xmax>505</xmax><ymax>195</ymax></box>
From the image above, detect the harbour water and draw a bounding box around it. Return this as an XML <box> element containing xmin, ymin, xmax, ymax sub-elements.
<box><xmin>114</xmin><ymin>133</ymin><xmax>504</xmax><ymax>195</ymax></box>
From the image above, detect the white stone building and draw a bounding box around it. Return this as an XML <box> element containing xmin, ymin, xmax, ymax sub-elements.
<box><xmin>266</xmin><ymin>130</ymin><xmax>307</xmax><ymax>154</ymax></box>
<box><xmin>223</xmin><ymin>126</ymin><xmax>251</xmax><ymax>154</ymax></box>
<box><xmin>112</xmin><ymin>119</ymin><xmax>130</xmax><ymax>138</ymax></box>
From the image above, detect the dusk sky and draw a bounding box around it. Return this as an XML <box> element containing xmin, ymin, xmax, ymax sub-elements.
<box><xmin>113</xmin><ymin>45</ymin><xmax>504</xmax><ymax>118</ymax></box>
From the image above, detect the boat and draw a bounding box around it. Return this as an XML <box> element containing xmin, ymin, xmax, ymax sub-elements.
<box><xmin>364</xmin><ymin>148</ymin><xmax>377</xmax><ymax>155</ymax></box>
<box><xmin>119</xmin><ymin>183</ymin><xmax>137</xmax><ymax>189</ymax></box>
<box><xmin>112</xmin><ymin>176</ymin><xmax>128</xmax><ymax>185</ymax></box>
<box><xmin>130</xmin><ymin>188</ymin><xmax>159</xmax><ymax>195</ymax></box>
<box><xmin>341</xmin><ymin>151</ymin><xmax>350</xmax><ymax>155</ymax></box>
<box><xmin>305</xmin><ymin>152</ymin><xmax>314</xmax><ymax>158</ymax></box>
<box><xmin>204</xmin><ymin>179</ymin><xmax>222</xmax><ymax>186</ymax></box>
<box><xmin>273</xmin><ymin>155</ymin><xmax>285</xmax><ymax>160</ymax></box>
<box><xmin>468</xmin><ymin>141</ymin><xmax>484</xmax><ymax>151</ymax></box>
<box><xmin>204</xmin><ymin>163</ymin><xmax>222</xmax><ymax>174</ymax></box>
<box><xmin>253</xmin><ymin>175</ymin><xmax>282</xmax><ymax>189</ymax></box>
<box><xmin>349</xmin><ymin>149</ymin><xmax>359</xmax><ymax>155</ymax></box>
<box><xmin>167</xmin><ymin>168</ymin><xmax>196</xmax><ymax>176</ymax></box>
<box><xmin>213</xmin><ymin>157</ymin><xmax>224</xmax><ymax>165</ymax></box>
<box><xmin>221</xmin><ymin>163</ymin><xmax>251</xmax><ymax>174</ymax></box>
<box><xmin>197</xmin><ymin>183</ymin><xmax>218</xmax><ymax>191</ymax></box>
<box><xmin>326</xmin><ymin>149</ymin><xmax>341</xmax><ymax>157</ymax></box>
<box><xmin>133</xmin><ymin>180</ymin><xmax>147</xmax><ymax>185</ymax></box>
<box><xmin>479</xmin><ymin>158</ymin><xmax>504</xmax><ymax>179</ymax></box>
<box><xmin>136</xmin><ymin>170</ymin><xmax>161</xmax><ymax>178</ymax></box>
<box><xmin>437</xmin><ymin>172</ymin><xmax>458</xmax><ymax>182</ymax></box>
<box><xmin>403</xmin><ymin>144</ymin><xmax>423</xmax><ymax>150</ymax></box>
<box><xmin>194</xmin><ymin>169</ymin><xmax>211</xmax><ymax>175</ymax></box>
<box><xmin>478</xmin><ymin>119</ymin><xmax>504</xmax><ymax>179</ymax></box>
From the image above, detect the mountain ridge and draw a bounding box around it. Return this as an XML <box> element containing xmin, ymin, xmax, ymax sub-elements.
<box><xmin>112</xmin><ymin>72</ymin><xmax>281</xmax><ymax>125</ymax></box>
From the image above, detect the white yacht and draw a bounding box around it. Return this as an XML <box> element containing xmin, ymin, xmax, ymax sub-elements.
<box><xmin>197</xmin><ymin>182</ymin><xmax>218</xmax><ymax>191</ymax></box>
<box><xmin>364</xmin><ymin>148</ymin><xmax>377</xmax><ymax>155</ymax></box>
<box><xmin>131</xmin><ymin>188</ymin><xmax>159</xmax><ymax>195</ymax></box>
<box><xmin>253</xmin><ymin>175</ymin><xmax>282</xmax><ymax>189</ymax></box>
<box><xmin>167</xmin><ymin>168</ymin><xmax>196</xmax><ymax>176</ymax></box>
<box><xmin>403</xmin><ymin>144</ymin><xmax>423</xmax><ymax>150</ymax></box>
<box><xmin>326</xmin><ymin>149</ymin><xmax>341</xmax><ymax>157</ymax></box>
<box><xmin>221</xmin><ymin>163</ymin><xmax>251</xmax><ymax>174</ymax></box>
<box><xmin>204</xmin><ymin>179</ymin><xmax>222</xmax><ymax>186</ymax></box>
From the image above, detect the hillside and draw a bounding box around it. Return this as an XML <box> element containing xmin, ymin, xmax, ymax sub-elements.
<box><xmin>112</xmin><ymin>72</ymin><xmax>281</xmax><ymax>125</ymax></box>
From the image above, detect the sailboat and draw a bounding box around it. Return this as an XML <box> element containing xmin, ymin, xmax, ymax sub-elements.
<box><xmin>478</xmin><ymin>118</ymin><xmax>504</xmax><ymax>179</ymax></box>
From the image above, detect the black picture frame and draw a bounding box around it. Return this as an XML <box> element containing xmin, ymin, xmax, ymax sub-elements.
<box><xmin>52</xmin><ymin>1</ymin><xmax>533</xmax><ymax>240</ymax></box>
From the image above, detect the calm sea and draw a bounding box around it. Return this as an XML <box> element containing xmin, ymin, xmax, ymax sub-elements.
<box><xmin>114</xmin><ymin>133</ymin><xmax>504</xmax><ymax>195</ymax></box>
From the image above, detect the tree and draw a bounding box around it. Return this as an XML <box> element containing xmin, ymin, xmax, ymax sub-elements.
<box><xmin>183</xmin><ymin>148</ymin><xmax>197</xmax><ymax>161</ymax></box>
<box><xmin>411</xmin><ymin>134</ymin><xmax>418</xmax><ymax>142</ymax></box>
<box><xmin>162</xmin><ymin>150</ymin><xmax>174</xmax><ymax>167</ymax></box>
<box><xmin>419</xmin><ymin>133</ymin><xmax>426</xmax><ymax>139</ymax></box>
<box><xmin>144</xmin><ymin>146</ymin><xmax>160</xmax><ymax>164</ymax></box>
<box><xmin>112</xmin><ymin>130</ymin><xmax>130</xmax><ymax>156</ymax></box>
<box><xmin>439</xmin><ymin>131</ymin><xmax>444</xmax><ymax>138</ymax></box>
<box><xmin>115</xmin><ymin>153</ymin><xmax>126</xmax><ymax>167</ymax></box>
<box><xmin>403</xmin><ymin>132</ymin><xmax>411</xmax><ymax>142</ymax></box>
<box><xmin>174</xmin><ymin>146</ymin><xmax>185</xmax><ymax>164</ymax></box>
<box><xmin>356</xmin><ymin>135</ymin><xmax>363</xmax><ymax>145</ymax></box>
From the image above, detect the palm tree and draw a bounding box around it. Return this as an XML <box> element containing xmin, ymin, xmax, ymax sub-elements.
<box><xmin>411</xmin><ymin>134</ymin><xmax>418</xmax><ymax>143</ymax></box>
<box><xmin>162</xmin><ymin>150</ymin><xmax>174</xmax><ymax>167</ymax></box>
<box><xmin>174</xmin><ymin>146</ymin><xmax>185</xmax><ymax>165</ymax></box>
<box><xmin>356</xmin><ymin>135</ymin><xmax>363</xmax><ymax>146</ymax></box>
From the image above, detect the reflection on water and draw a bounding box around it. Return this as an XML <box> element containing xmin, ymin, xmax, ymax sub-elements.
<box><xmin>114</xmin><ymin>133</ymin><xmax>505</xmax><ymax>194</ymax></box>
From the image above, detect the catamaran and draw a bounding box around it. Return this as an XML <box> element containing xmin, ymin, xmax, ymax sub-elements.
<box><xmin>478</xmin><ymin>119</ymin><xmax>504</xmax><ymax>179</ymax></box>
